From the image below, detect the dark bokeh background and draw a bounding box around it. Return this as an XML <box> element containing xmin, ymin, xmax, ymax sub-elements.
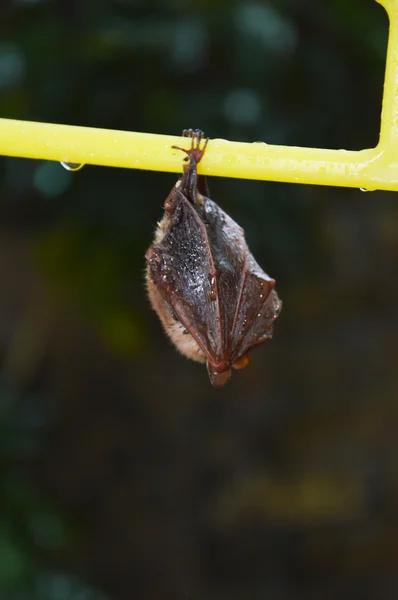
<box><xmin>1</xmin><ymin>0</ymin><xmax>398</xmax><ymax>599</ymax></box>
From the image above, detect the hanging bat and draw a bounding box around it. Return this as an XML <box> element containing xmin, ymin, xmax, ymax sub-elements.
<box><xmin>145</xmin><ymin>129</ymin><xmax>282</xmax><ymax>387</ymax></box>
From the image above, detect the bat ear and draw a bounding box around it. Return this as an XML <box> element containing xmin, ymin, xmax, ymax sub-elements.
<box><xmin>207</xmin><ymin>363</ymin><xmax>232</xmax><ymax>387</ymax></box>
<box><xmin>232</xmin><ymin>354</ymin><xmax>251</xmax><ymax>370</ymax></box>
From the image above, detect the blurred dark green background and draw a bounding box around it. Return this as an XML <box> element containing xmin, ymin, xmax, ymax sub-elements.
<box><xmin>1</xmin><ymin>0</ymin><xmax>398</xmax><ymax>599</ymax></box>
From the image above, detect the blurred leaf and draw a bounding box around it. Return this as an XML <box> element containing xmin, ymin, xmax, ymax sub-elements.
<box><xmin>0</xmin><ymin>525</ymin><xmax>28</xmax><ymax>587</ymax></box>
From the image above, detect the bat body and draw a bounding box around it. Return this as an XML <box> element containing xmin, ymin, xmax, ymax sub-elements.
<box><xmin>145</xmin><ymin>130</ymin><xmax>282</xmax><ymax>387</ymax></box>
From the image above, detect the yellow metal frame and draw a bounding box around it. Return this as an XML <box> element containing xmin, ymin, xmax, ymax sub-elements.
<box><xmin>0</xmin><ymin>0</ymin><xmax>397</xmax><ymax>190</ymax></box>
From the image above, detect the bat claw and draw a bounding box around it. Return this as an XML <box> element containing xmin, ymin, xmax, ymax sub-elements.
<box><xmin>172</xmin><ymin>128</ymin><xmax>209</xmax><ymax>165</ymax></box>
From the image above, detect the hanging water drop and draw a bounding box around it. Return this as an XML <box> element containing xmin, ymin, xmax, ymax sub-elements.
<box><xmin>208</xmin><ymin>274</ymin><xmax>217</xmax><ymax>301</ymax></box>
<box><xmin>60</xmin><ymin>162</ymin><xmax>85</xmax><ymax>172</ymax></box>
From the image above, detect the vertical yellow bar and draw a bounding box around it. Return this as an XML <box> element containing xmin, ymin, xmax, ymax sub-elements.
<box><xmin>378</xmin><ymin>0</ymin><xmax>398</xmax><ymax>145</ymax></box>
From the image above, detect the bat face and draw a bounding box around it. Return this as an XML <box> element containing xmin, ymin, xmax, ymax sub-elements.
<box><xmin>146</xmin><ymin>129</ymin><xmax>282</xmax><ymax>387</ymax></box>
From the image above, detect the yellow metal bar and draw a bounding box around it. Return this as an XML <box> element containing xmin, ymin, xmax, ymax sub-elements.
<box><xmin>0</xmin><ymin>0</ymin><xmax>397</xmax><ymax>191</ymax></box>
<box><xmin>0</xmin><ymin>118</ymin><xmax>380</xmax><ymax>186</ymax></box>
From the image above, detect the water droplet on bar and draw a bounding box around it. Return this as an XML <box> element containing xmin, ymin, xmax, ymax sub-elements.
<box><xmin>60</xmin><ymin>162</ymin><xmax>84</xmax><ymax>172</ymax></box>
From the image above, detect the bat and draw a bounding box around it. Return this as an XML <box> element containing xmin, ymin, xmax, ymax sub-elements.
<box><xmin>145</xmin><ymin>129</ymin><xmax>282</xmax><ymax>387</ymax></box>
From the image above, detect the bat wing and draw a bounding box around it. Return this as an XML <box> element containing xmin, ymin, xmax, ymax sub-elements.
<box><xmin>200</xmin><ymin>198</ymin><xmax>282</xmax><ymax>364</ymax></box>
<box><xmin>146</xmin><ymin>188</ymin><xmax>226</xmax><ymax>369</ymax></box>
